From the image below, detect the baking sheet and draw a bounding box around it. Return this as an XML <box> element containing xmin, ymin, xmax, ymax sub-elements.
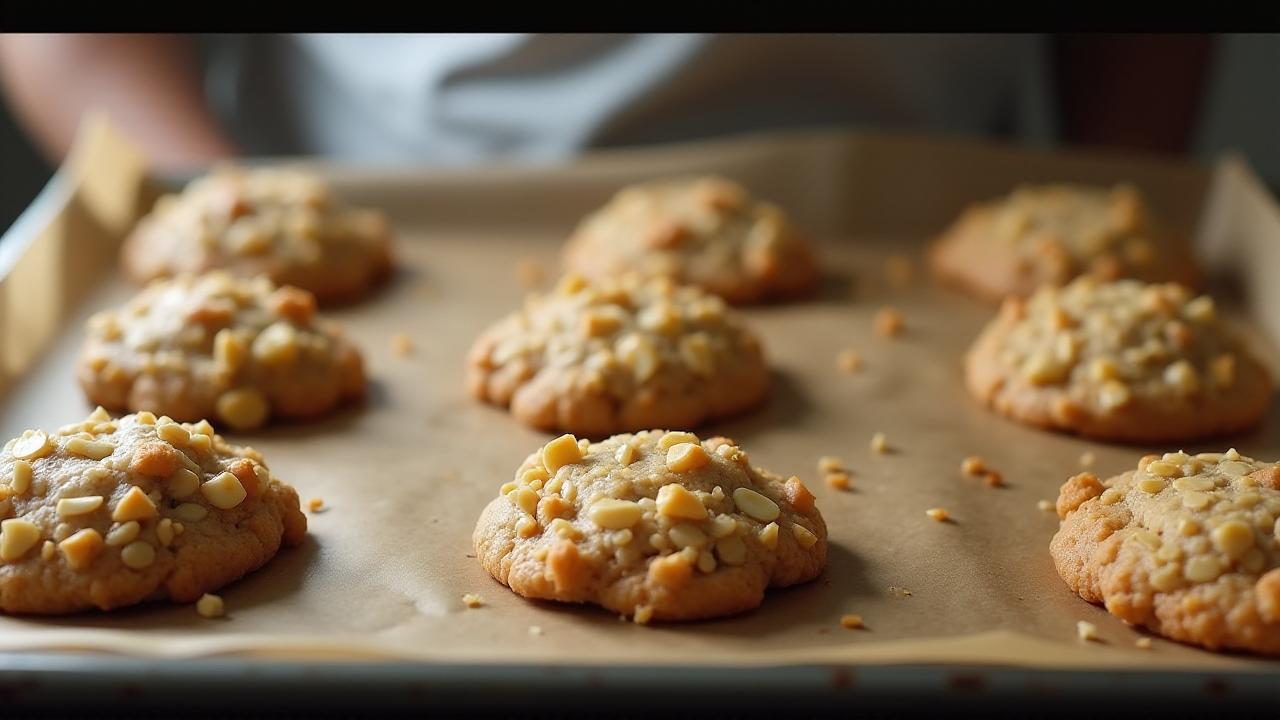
<box><xmin>0</xmin><ymin>118</ymin><xmax>1277</xmax><ymax>673</ymax></box>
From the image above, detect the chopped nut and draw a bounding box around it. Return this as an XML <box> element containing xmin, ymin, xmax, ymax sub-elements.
<box><xmin>1077</xmin><ymin>621</ymin><xmax>1099</xmax><ymax>642</ymax></box>
<box><xmin>668</xmin><ymin>523</ymin><xmax>708</xmax><ymax>549</ymax></box>
<box><xmin>196</xmin><ymin>593</ymin><xmax>225</xmax><ymax>618</ymax></box>
<box><xmin>307</xmin><ymin>497</ymin><xmax>325</xmax><ymax>512</ymax></box>
<box><xmin>252</xmin><ymin>321</ymin><xmax>300</xmax><ymax>366</ymax></box>
<box><xmin>632</xmin><ymin>605</ymin><xmax>654</xmax><ymax>625</ymax></box>
<box><xmin>515</xmin><ymin>516</ymin><xmax>540</xmax><ymax>538</ymax></box>
<box><xmin>696</xmin><ymin>551</ymin><xmax>717</xmax><ymax>574</ymax></box>
<box><xmin>56</xmin><ymin>495</ymin><xmax>104</xmax><ymax>518</ymax></box>
<box><xmin>714</xmin><ymin>536</ymin><xmax>747</xmax><ymax>566</ymax></box>
<box><xmin>791</xmin><ymin>523</ymin><xmax>818</xmax><ymax>548</ymax></box>
<box><xmin>168</xmin><ymin>469</ymin><xmax>201</xmax><ymax>499</ymax></box>
<box><xmin>758</xmin><ymin>522</ymin><xmax>779</xmax><ymax>549</ymax></box>
<box><xmin>1079</xmin><ymin>452</ymin><xmax>1096</xmax><ymax>468</ymax></box>
<box><xmin>156</xmin><ymin>518</ymin><xmax>175</xmax><ymax>547</ymax></box>
<box><xmin>588</xmin><ymin>498</ymin><xmax>643</xmax><ymax>529</ymax></box>
<box><xmin>825</xmin><ymin>472</ymin><xmax>852</xmax><ymax>491</ymax></box>
<box><xmin>105</xmin><ymin>521</ymin><xmax>141</xmax><ymax>547</ymax></box>
<box><xmin>732</xmin><ymin>487</ymin><xmax>780</xmax><ymax>522</ymax></box>
<box><xmin>59</xmin><ymin>528</ymin><xmax>104</xmax><ymax>570</ymax></box>
<box><xmin>112</xmin><ymin>486</ymin><xmax>158</xmax><ymax>522</ymax></box>
<box><xmin>840</xmin><ymin>613</ymin><xmax>865</xmax><ymax>629</ymax></box>
<box><xmin>982</xmin><ymin>471</ymin><xmax>1004</xmax><ymax>488</ymax></box>
<box><xmin>1135</xmin><ymin>637</ymin><xmax>1153</xmax><ymax>650</ymax></box>
<box><xmin>11</xmin><ymin>430</ymin><xmax>52</xmax><ymax>461</ymax></box>
<box><xmin>707</xmin><ymin>514</ymin><xmax>737</xmax><ymax>539</ymax></box>
<box><xmin>870</xmin><ymin>432</ymin><xmax>890</xmax><ymax>454</ymax></box>
<box><xmin>10</xmin><ymin>460</ymin><xmax>32</xmax><ymax>495</ymax></box>
<box><xmin>960</xmin><ymin>456</ymin><xmax>987</xmax><ymax>476</ymax></box>
<box><xmin>40</xmin><ymin>540</ymin><xmax>55</xmax><ymax>561</ymax></box>
<box><xmin>925</xmin><ymin>507</ymin><xmax>950</xmax><ymax>522</ymax></box>
<box><xmin>665</xmin><ymin>443</ymin><xmax>709</xmax><ymax>473</ymax></box>
<box><xmin>657</xmin><ymin>431</ymin><xmax>699</xmax><ymax>450</ymax></box>
<box><xmin>1037</xmin><ymin>500</ymin><xmax>1054</xmax><ymax>512</ymax></box>
<box><xmin>201</xmin><ymin>472</ymin><xmax>248</xmax><ymax>510</ymax></box>
<box><xmin>157</xmin><ymin>423</ymin><xmax>191</xmax><ymax>447</ymax></box>
<box><xmin>0</xmin><ymin>518</ymin><xmax>40</xmax><ymax>561</ymax></box>
<box><xmin>121</xmin><ymin>540</ymin><xmax>156</xmax><ymax>569</ymax></box>
<box><xmin>540</xmin><ymin>434</ymin><xmax>582</xmax><ymax>474</ymax></box>
<box><xmin>528</xmin><ymin>624</ymin><xmax>545</xmax><ymax>635</ymax></box>
<box><xmin>1211</xmin><ymin>520</ymin><xmax>1255</xmax><ymax>559</ymax></box>
<box><xmin>216</xmin><ymin>388</ymin><xmax>269</xmax><ymax>431</ymax></box>
<box><xmin>656</xmin><ymin>484</ymin><xmax>708</xmax><ymax>521</ymax></box>
<box><xmin>817</xmin><ymin>456</ymin><xmax>846</xmax><ymax>474</ymax></box>
<box><xmin>64</xmin><ymin>437</ymin><xmax>115</xmax><ymax>461</ymax></box>
<box><xmin>462</xmin><ymin>593</ymin><xmax>484</xmax><ymax>609</ymax></box>
<box><xmin>874</xmin><ymin>306</ymin><xmax>904</xmax><ymax>338</ymax></box>
<box><xmin>836</xmin><ymin>350</ymin><xmax>862</xmax><ymax>374</ymax></box>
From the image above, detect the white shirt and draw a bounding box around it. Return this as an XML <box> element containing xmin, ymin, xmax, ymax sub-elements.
<box><xmin>204</xmin><ymin>34</ymin><xmax>1056</xmax><ymax>165</ymax></box>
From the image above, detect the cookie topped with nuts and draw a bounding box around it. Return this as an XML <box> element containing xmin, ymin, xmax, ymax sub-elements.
<box><xmin>122</xmin><ymin>165</ymin><xmax>393</xmax><ymax>303</ymax></box>
<box><xmin>473</xmin><ymin>430</ymin><xmax>827</xmax><ymax>622</ymax></box>
<box><xmin>561</xmin><ymin>176</ymin><xmax>819</xmax><ymax>304</ymax></box>
<box><xmin>1051</xmin><ymin>450</ymin><xmax>1280</xmax><ymax>654</ymax></box>
<box><xmin>77</xmin><ymin>272</ymin><xmax>366</xmax><ymax>431</ymax></box>
<box><xmin>467</xmin><ymin>274</ymin><xmax>770</xmax><ymax>436</ymax></box>
<box><xmin>929</xmin><ymin>184</ymin><xmax>1200</xmax><ymax>302</ymax></box>
<box><xmin>0</xmin><ymin>409</ymin><xmax>307</xmax><ymax>614</ymax></box>
<box><xmin>965</xmin><ymin>277</ymin><xmax>1272</xmax><ymax>442</ymax></box>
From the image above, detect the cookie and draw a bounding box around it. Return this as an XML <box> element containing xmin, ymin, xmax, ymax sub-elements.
<box><xmin>473</xmin><ymin>430</ymin><xmax>827</xmax><ymax>622</ymax></box>
<box><xmin>467</xmin><ymin>274</ymin><xmax>770</xmax><ymax>436</ymax></box>
<box><xmin>0</xmin><ymin>408</ymin><xmax>307</xmax><ymax>614</ymax></box>
<box><xmin>965</xmin><ymin>277</ymin><xmax>1272</xmax><ymax>442</ymax></box>
<box><xmin>77</xmin><ymin>272</ymin><xmax>366</xmax><ymax>431</ymax></box>
<box><xmin>122</xmin><ymin>165</ymin><xmax>393</xmax><ymax>303</ymax></box>
<box><xmin>562</xmin><ymin>176</ymin><xmax>818</xmax><ymax>304</ymax></box>
<box><xmin>929</xmin><ymin>184</ymin><xmax>1199</xmax><ymax>302</ymax></box>
<box><xmin>1051</xmin><ymin>450</ymin><xmax>1280</xmax><ymax>654</ymax></box>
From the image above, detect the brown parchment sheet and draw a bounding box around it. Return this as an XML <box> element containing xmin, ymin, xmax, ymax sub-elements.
<box><xmin>0</xmin><ymin>119</ymin><xmax>1278</xmax><ymax>672</ymax></box>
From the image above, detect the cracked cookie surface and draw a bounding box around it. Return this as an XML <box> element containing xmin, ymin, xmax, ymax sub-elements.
<box><xmin>122</xmin><ymin>165</ymin><xmax>393</xmax><ymax>303</ymax></box>
<box><xmin>0</xmin><ymin>409</ymin><xmax>307</xmax><ymax>614</ymax></box>
<box><xmin>562</xmin><ymin>176</ymin><xmax>818</xmax><ymax>304</ymax></box>
<box><xmin>77</xmin><ymin>272</ymin><xmax>366</xmax><ymax>431</ymax></box>
<box><xmin>1052</xmin><ymin>450</ymin><xmax>1280</xmax><ymax>654</ymax></box>
<box><xmin>468</xmin><ymin>274</ymin><xmax>769</xmax><ymax>436</ymax></box>
<box><xmin>474</xmin><ymin>431</ymin><xmax>827</xmax><ymax>622</ymax></box>
<box><xmin>965</xmin><ymin>277</ymin><xmax>1272</xmax><ymax>442</ymax></box>
<box><xmin>930</xmin><ymin>184</ymin><xmax>1199</xmax><ymax>302</ymax></box>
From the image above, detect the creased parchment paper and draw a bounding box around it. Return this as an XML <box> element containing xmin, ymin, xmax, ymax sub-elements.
<box><xmin>0</xmin><ymin>120</ymin><xmax>1277</xmax><ymax>671</ymax></box>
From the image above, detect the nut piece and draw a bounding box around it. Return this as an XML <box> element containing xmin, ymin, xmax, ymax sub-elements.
<box><xmin>657</xmin><ymin>431</ymin><xmax>699</xmax><ymax>450</ymax></box>
<box><xmin>758</xmin><ymin>521</ymin><xmax>779</xmax><ymax>549</ymax></box>
<box><xmin>201</xmin><ymin>471</ymin><xmax>248</xmax><ymax>510</ymax></box>
<box><xmin>105</xmin><ymin>521</ymin><xmax>141</xmax><ymax>547</ymax></box>
<box><xmin>172</xmin><ymin>502</ymin><xmax>209</xmax><ymax>522</ymax></box>
<box><xmin>874</xmin><ymin>306</ymin><xmax>905</xmax><ymax>338</ymax></box>
<box><xmin>961</xmin><ymin>456</ymin><xmax>987</xmax><ymax>476</ymax></box>
<box><xmin>1135</xmin><ymin>637</ymin><xmax>1153</xmax><ymax>650</ymax></box>
<box><xmin>656</xmin><ymin>484</ymin><xmax>709</xmax><ymax>521</ymax></box>
<box><xmin>0</xmin><ymin>518</ymin><xmax>40</xmax><ymax>561</ymax></box>
<box><xmin>11</xmin><ymin>430</ymin><xmax>53</xmax><ymax>461</ymax></box>
<box><xmin>112</xmin><ymin>486</ymin><xmax>159</xmax><ymax>522</ymax></box>
<box><xmin>64</xmin><ymin>437</ymin><xmax>115</xmax><ymax>460</ymax></box>
<box><xmin>925</xmin><ymin>507</ymin><xmax>950</xmax><ymax>522</ymax></box>
<box><xmin>462</xmin><ymin>593</ymin><xmax>484</xmax><ymax>609</ymax></box>
<box><xmin>840</xmin><ymin>613</ymin><xmax>865</xmax><ymax>629</ymax></box>
<box><xmin>196</xmin><ymin>593</ymin><xmax>225</xmax><ymax>618</ymax></box>
<box><xmin>59</xmin><ymin>528</ymin><xmax>104</xmax><ymax>570</ymax></box>
<box><xmin>665</xmin><ymin>443</ymin><xmax>709</xmax><ymax>473</ymax></box>
<box><xmin>870</xmin><ymin>432</ymin><xmax>890</xmax><ymax>454</ymax></box>
<box><xmin>732</xmin><ymin>487</ymin><xmax>780</xmax><ymax>522</ymax></box>
<box><xmin>120</xmin><ymin>540</ymin><xmax>157</xmax><ymax>569</ymax></box>
<box><xmin>825</xmin><ymin>472</ymin><xmax>852</xmax><ymax>491</ymax></box>
<box><xmin>168</xmin><ymin>469</ymin><xmax>201</xmax><ymax>498</ymax></box>
<box><xmin>56</xmin><ymin>496</ymin><xmax>105</xmax><ymax>518</ymax></box>
<box><xmin>791</xmin><ymin>523</ymin><xmax>818</xmax><ymax>548</ymax></box>
<box><xmin>307</xmin><ymin>497</ymin><xmax>325</xmax><ymax>512</ymax></box>
<box><xmin>217</xmin><ymin>388</ymin><xmax>270</xmax><ymax>430</ymax></box>
<box><xmin>588</xmin><ymin>499</ymin><xmax>643</xmax><ymax>529</ymax></box>
<box><xmin>10</xmin><ymin>460</ymin><xmax>32</xmax><ymax>495</ymax></box>
<box><xmin>836</xmin><ymin>350</ymin><xmax>862</xmax><ymax>374</ymax></box>
<box><xmin>541</xmin><ymin>434</ymin><xmax>583</xmax><ymax>474</ymax></box>
<box><xmin>1077</xmin><ymin>620</ymin><xmax>1100</xmax><ymax>642</ymax></box>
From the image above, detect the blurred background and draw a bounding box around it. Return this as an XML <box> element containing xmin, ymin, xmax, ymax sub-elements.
<box><xmin>2</xmin><ymin>33</ymin><xmax>1278</xmax><ymax>235</ymax></box>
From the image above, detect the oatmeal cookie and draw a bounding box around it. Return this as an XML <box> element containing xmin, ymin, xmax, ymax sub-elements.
<box><xmin>965</xmin><ymin>277</ymin><xmax>1272</xmax><ymax>442</ymax></box>
<box><xmin>122</xmin><ymin>165</ymin><xmax>393</xmax><ymax>303</ymax></box>
<box><xmin>562</xmin><ymin>176</ymin><xmax>818</xmax><ymax>304</ymax></box>
<box><xmin>77</xmin><ymin>272</ymin><xmax>366</xmax><ymax>431</ymax></box>
<box><xmin>0</xmin><ymin>409</ymin><xmax>307</xmax><ymax>614</ymax></box>
<box><xmin>467</xmin><ymin>274</ymin><xmax>769</xmax><ymax>436</ymax></box>
<box><xmin>929</xmin><ymin>184</ymin><xmax>1199</xmax><ymax>302</ymax></box>
<box><xmin>1051</xmin><ymin>450</ymin><xmax>1280</xmax><ymax>654</ymax></box>
<box><xmin>473</xmin><ymin>431</ymin><xmax>827</xmax><ymax>621</ymax></box>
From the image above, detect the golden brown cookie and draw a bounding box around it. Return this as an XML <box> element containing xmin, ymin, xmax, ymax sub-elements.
<box><xmin>473</xmin><ymin>430</ymin><xmax>827</xmax><ymax>622</ymax></box>
<box><xmin>0</xmin><ymin>409</ymin><xmax>307</xmax><ymax>614</ymax></box>
<box><xmin>467</xmin><ymin>274</ymin><xmax>770</xmax><ymax>437</ymax></box>
<box><xmin>77</xmin><ymin>272</ymin><xmax>366</xmax><ymax>431</ymax></box>
<box><xmin>1051</xmin><ymin>450</ymin><xmax>1280</xmax><ymax>655</ymax></box>
<box><xmin>122</xmin><ymin>165</ymin><xmax>393</xmax><ymax>303</ymax></box>
<box><xmin>965</xmin><ymin>278</ymin><xmax>1272</xmax><ymax>442</ymax></box>
<box><xmin>562</xmin><ymin>176</ymin><xmax>818</xmax><ymax>304</ymax></box>
<box><xmin>929</xmin><ymin>184</ymin><xmax>1200</xmax><ymax>302</ymax></box>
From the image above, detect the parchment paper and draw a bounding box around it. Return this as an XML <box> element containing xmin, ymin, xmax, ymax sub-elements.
<box><xmin>0</xmin><ymin>119</ymin><xmax>1277</xmax><ymax>672</ymax></box>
